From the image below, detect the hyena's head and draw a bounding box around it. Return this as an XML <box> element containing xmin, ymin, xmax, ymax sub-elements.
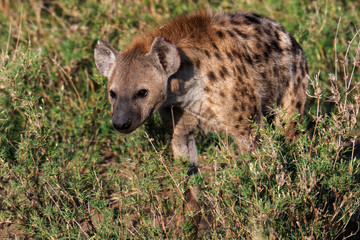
<box><xmin>94</xmin><ymin>37</ymin><xmax>180</xmax><ymax>133</ymax></box>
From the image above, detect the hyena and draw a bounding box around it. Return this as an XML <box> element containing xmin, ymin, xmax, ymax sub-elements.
<box><xmin>94</xmin><ymin>10</ymin><xmax>308</xmax><ymax>173</ymax></box>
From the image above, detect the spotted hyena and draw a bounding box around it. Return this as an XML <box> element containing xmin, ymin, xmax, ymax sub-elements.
<box><xmin>94</xmin><ymin>10</ymin><xmax>308</xmax><ymax>173</ymax></box>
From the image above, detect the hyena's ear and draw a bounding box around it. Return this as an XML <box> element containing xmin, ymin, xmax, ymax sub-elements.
<box><xmin>148</xmin><ymin>37</ymin><xmax>180</xmax><ymax>76</ymax></box>
<box><xmin>94</xmin><ymin>40</ymin><xmax>118</xmax><ymax>77</ymax></box>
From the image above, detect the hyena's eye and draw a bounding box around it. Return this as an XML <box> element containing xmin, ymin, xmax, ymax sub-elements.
<box><xmin>109</xmin><ymin>90</ymin><xmax>116</xmax><ymax>99</ymax></box>
<box><xmin>135</xmin><ymin>89</ymin><xmax>148</xmax><ymax>98</ymax></box>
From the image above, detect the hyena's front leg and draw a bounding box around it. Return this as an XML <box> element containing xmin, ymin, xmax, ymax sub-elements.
<box><xmin>159</xmin><ymin>106</ymin><xmax>198</xmax><ymax>174</ymax></box>
<box><xmin>160</xmin><ymin>106</ymin><xmax>201</xmax><ymax>232</ymax></box>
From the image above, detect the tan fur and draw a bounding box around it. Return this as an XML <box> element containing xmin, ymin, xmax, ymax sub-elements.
<box><xmin>94</xmin><ymin>10</ymin><xmax>308</xmax><ymax>171</ymax></box>
<box><xmin>123</xmin><ymin>10</ymin><xmax>213</xmax><ymax>56</ymax></box>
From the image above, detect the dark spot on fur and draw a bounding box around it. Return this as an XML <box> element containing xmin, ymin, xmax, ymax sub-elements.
<box><xmin>260</xmin><ymin>72</ymin><xmax>267</xmax><ymax>79</ymax></box>
<box><xmin>240</xmin><ymin>87</ymin><xmax>248</xmax><ymax>96</ymax></box>
<box><xmin>271</xmin><ymin>40</ymin><xmax>282</xmax><ymax>53</ymax></box>
<box><xmin>260</xmin><ymin>50</ymin><xmax>269</xmax><ymax>62</ymax></box>
<box><xmin>302</xmin><ymin>82</ymin><xmax>307</xmax><ymax>90</ymax></box>
<box><xmin>254</xmin><ymin>54</ymin><xmax>263</xmax><ymax>63</ymax></box>
<box><xmin>294</xmin><ymin>76</ymin><xmax>301</xmax><ymax>90</ymax></box>
<box><xmin>276</xmin><ymin>92</ymin><xmax>283</xmax><ymax>106</ymax></box>
<box><xmin>204</xmin><ymin>50</ymin><xmax>211</xmax><ymax>58</ymax></box>
<box><xmin>208</xmin><ymin>71</ymin><xmax>217</xmax><ymax>81</ymax></box>
<box><xmin>242</xmin><ymin>65</ymin><xmax>249</xmax><ymax>78</ymax></box>
<box><xmin>233</xmin><ymin>28</ymin><xmax>248</xmax><ymax>38</ymax></box>
<box><xmin>264</xmin><ymin>43</ymin><xmax>272</xmax><ymax>59</ymax></box>
<box><xmin>292</xmin><ymin>62</ymin><xmax>297</xmax><ymax>74</ymax></box>
<box><xmin>230</xmin><ymin>19</ymin><xmax>241</xmax><ymax>26</ymax></box>
<box><xmin>221</xmin><ymin>66</ymin><xmax>229</xmax><ymax>76</ymax></box>
<box><xmin>236</xmin><ymin>65</ymin><xmax>242</xmax><ymax>75</ymax></box>
<box><xmin>249</xmin><ymin>86</ymin><xmax>255</xmax><ymax>94</ymax></box>
<box><xmin>233</xmin><ymin>106</ymin><xmax>239</xmax><ymax>111</ymax></box>
<box><xmin>219</xmin><ymin>69</ymin><xmax>225</xmax><ymax>78</ymax></box>
<box><xmin>239</xmin><ymin>131</ymin><xmax>245</xmax><ymax>136</ymax></box>
<box><xmin>228</xmin><ymin>13</ymin><xmax>236</xmax><ymax>18</ymax></box>
<box><xmin>195</xmin><ymin>59</ymin><xmax>201</xmax><ymax>69</ymax></box>
<box><xmin>226</xmin><ymin>52</ymin><xmax>233</xmax><ymax>61</ymax></box>
<box><xmin>216</xmin><ymin>30</ymin><xmax>225</xmax><ymax>39</ymax></box>
<box><xmin>273</xmin><ymin>66</ymin><xmax>279</xmax><ymax>78</ymax></box>
<box><xmin>256</xmin><ymin>42</ymin><xmax>263</xmax><ymax>51</ymax></box>
<box><xmin>264</xmin><ymin>28</ymin><xmax>272</xmax><ymax>36</ymax></box>
<box><xmin>219</xmin><ymin>91</ymin><xmax>225</xmax><ymax>97</ymax></box>
<box><xmin>232</xmin><ymin>50</ymin><xmax>240</xmax><ymax>59</ymax></box>
<box><xmin>241</xmin><ymin>103</ymin><xmax>246</xmax><ymax>111</ymax></box>
<box><xmin>233</xmin><ymin>52</ymin><xmax>241</xmax><ymax>61</ymax></box>
<box><xmin>237</xmin><ymin>75</ymin><xmax>244</xmax><ymax>84</ymax></box>
<box><xmin>296</xmin><ymin>101</ymin><xmax>302</xmax><ymax>110</ymax></box>
<box><xmin>279</xmin><ymin>26</ymin><xmax>287</xmax><ymax>34</ymax></box>
<box><xmin>297</xmin><ymin>76</ymin><xmax>301</xmax><ymax>84</ymax></box>
<box><xmin>254</xmin><ymin>27</ymin><xmax>263</xmax><ymax>35</ymax></box>
<box><xmin>235</xmin><ymin>124</ymin><xmax>240</xmax><ymax>129</ymax></box>
<box><xmin>244</xmin><ymin>53</ymin><xmax>253</xmax><ymax>65</ymax></box>
<box><xmin>301</xmin><ymin>63</ymin><xmax>306</xmax><ymax>77</ymax></box>
<box><xmin>238</xmin><ymin>116</ymin><xmax>243</xmax><ymax>121</ymax></box>
<box><xmin>289</xmin><ymin>34</ymin><xmax>301</xmax><ymax>54</ymax></box>
<box><xmin>232</xmin><ymin>94</ymin><xmax>238</xmax><ymax>101</ymax></box>
<box><xmin>214</xmin><ymin>52</ymin><xmax>222</xmax><ymax>60</ymax></box>
<box><xmin>253</xmin><ymin>105</ymin><xmax>258</xmax><ymax>114</ymax></box>
<box><xmin>212</xmin><ymin>42</ymin><xmax>219</xmax><ymax>51</ymax></box>
<box><xmin>245</xmin><ymin>15</ymin><xmax>261</xmax><ymax>24</ymax></box>
<box><xmin>227</xmin><ymin>30</ymin><xmax>236</xmax><ymax>38</ymax></box>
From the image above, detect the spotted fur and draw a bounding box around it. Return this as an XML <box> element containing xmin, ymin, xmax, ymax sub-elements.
<box><xmin>94</xmin><ymin>10</ymin><xmax>308</xmax><ymax>172</ymax></box>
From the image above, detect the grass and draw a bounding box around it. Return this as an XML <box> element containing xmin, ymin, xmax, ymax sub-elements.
<box><xmin>1</xmin><ymin>0</ymin><xmax>360</xmax><ymax>239</ymax></box>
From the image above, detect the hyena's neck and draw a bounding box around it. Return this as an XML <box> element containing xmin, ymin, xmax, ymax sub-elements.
<box><xmin>163</xmin><ymin>55</ymin><xmax>205</xmax><ymax>110</ymax></box>
<box><xmin>123</xmin><ymin>10</ymin><xmax>213</xmax><ymax>56</ymax></box>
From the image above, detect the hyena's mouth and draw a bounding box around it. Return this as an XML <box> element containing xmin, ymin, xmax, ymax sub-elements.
<box><xmin>114</xmin><ymin>107</ymin><xmax>156</xmax><ymax>134</ymax></box>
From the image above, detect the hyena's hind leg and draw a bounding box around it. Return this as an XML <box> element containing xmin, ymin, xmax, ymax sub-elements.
<box><xmin>231</xmin><ymin>122</ymin><xmax>260</xmax><ymax>154</ymax></box>
<box><xmin>229</xmin><ymin>101</ymin><xmax>264</xmax><ymax>154</ymax></box>
<box><xmin>275</xmin><ymin>79</ymin><xmax>307</xmax><ymax>140</ymax></box>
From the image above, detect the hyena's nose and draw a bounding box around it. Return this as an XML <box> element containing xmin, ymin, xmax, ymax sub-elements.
<box><xmin>113</xmin><ymin>119</ymin><xmax>131</xmax><ymax>131</ymax></box>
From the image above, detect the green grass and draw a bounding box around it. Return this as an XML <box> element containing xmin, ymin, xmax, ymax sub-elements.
<box><xmin>1</xmin><ymin>0</ymin><xmax>360</xmax><ymax>239</ymax></box>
